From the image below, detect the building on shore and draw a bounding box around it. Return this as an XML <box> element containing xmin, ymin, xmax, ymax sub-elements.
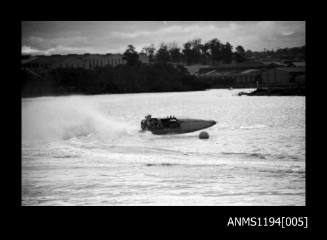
<box><xmin>22</xmin><ymin>53</ymin><xmax>149</xmax><ymax>70</ymax></box>
<box><xmin>192</xmin><ymin>60</ymin><xmax>306</xmax><ymax>89</ymax></box>
<box><xmin>261</xmin><ymin>61</ymin><xmax>288</xmax><ymax>68</ymax></box>
<box><xmin>184</xmin><ymin>65</ymin><xmax>211</xmax><ymax>75</ymax></box>
<box><xmin>195</xmin><ymin>65</ymin><xmax>263</xmax><ymax>88</ymax></box>
<box><xmin>222</xmin><ymin>61</ymin><xmax>265</xmax><ymax>70</ymax></box>
<box><xmin>286</xmin><ymin>61</ymin><xmax>305</xmax><ymax>67</ymax></box>
<box><xmin>81</xmin><ymin>54</ymin><xmax>127</xmax><ymax>69</ymax></box>
<box><xmin>234</xmin><ymin>69</ymin><xmax>262</xmax><ymax>87</ymax></box>
<box><xmin>261</xmin><ymin>67</ymin><xmax>305</xmax><ymax>89</ymax></box>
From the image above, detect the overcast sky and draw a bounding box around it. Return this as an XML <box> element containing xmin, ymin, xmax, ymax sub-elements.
<box><xmin>22</xmin><ymin>21</ymin><xmax>305</xmax><ymax>55</ymax></box>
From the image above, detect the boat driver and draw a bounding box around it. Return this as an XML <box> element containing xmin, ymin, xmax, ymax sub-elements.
<box><xmin>145</xmin><ymin>115</ymin><xmax>151</xmax><ymax>126</ymax></box>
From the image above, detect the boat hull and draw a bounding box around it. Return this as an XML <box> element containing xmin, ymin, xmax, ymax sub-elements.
<box><xmin>150</xmin><ymin>119</ymin><xmax>216</xmax><ymax>135</ymax></box>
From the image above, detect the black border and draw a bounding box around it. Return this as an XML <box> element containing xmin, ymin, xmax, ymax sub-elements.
<box><xmin>10</xmin><ymin>4</ymin><xmax>316</xmax><ymax>232</ymax></box>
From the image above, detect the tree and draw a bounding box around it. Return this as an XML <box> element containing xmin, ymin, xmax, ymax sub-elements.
<box><xmin>142</xmin><ymin>44</ymin><xmax>156</xmax><ymax>62</ymax></box>
<box><xmin>206</xmin><ymin>38</ymin><xmax>223</xmax><ymax>65</ymax></box>
<box><xmin>167</xmin><ymin>42</ymin><xmax>183</xmax><ymax>63</ymax></box>
<box><xmin>245</xmin><ymin>49</ymin><xmax>253</xmax><ymax>60</ymax></box>
<box><xmin>191</xmin><ymin>38</ymin><xmax>202</xmax><ymax>64</ymax></box>
<box><xmin>200</xmin><ymin>42</ymin><xmax>210</xmax><ymax>64</ymax></box>
<box><xmin>221</xmin><ymin>42</ymin><xmax>233</xmax><ymax>64</ymax></box>
<box><xmin>123</xmin><ymin>45</ymin><xmax>140</xmax><ymax>66</ymax></box>
<box><xmin>235</xmin><ymin>45</ymin><xmax>246</xmax><ymax>62</ymax></box>
<box><xmin>182</xmin><ymin>38</ymin><xmax>202</xmax><ymax>65</ymax></box>
<box><xmin>182</xmin><ymin>41</ymin><xmax>193</xmax><ymax>65</ymax></box>
<box><xmin>155</xmin><ymin>43</ymin><xmax>170</xmax><ymax>63</ymax></box>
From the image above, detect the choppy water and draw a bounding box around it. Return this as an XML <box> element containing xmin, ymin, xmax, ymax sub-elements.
<box><xmin>22</xmin><ymin>89</ymin><xmax>305</xmax><ymax>205</ymax></box>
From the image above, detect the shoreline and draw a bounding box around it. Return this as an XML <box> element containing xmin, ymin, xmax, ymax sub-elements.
<box><xmin>21</xmin><ymin>87</ymin><xmax>305</xmax><ymax>98</ymax></box>
<box><xmin>238</xmin><ymin>87</ymin><xmax>305</xmax><ymax>96</ymax></box>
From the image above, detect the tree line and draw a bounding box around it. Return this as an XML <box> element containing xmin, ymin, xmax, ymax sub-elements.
<box><xmin>141</xmin><ymin>41</ymin><xmax>305</xmax><ymax>65</ymax></box>
<box><xmin>141</xmin><ymin>38</ymin><xmax>247</xmax><ymax>65</ymax></box>
<box><xmin>245</xmin><ymin>46</ymin><xmax>305</xmax><ymax>61</ymax></box>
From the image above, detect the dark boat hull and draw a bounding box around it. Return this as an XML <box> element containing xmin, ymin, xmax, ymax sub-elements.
<box><xmin>150</xmin><ymin>119</ymin><xmax>216</xmax><ymax>135</ymax></box>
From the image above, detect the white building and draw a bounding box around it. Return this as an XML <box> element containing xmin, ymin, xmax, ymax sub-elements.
<box><xmin>22</xmin><ymin>53</ymin><xmax>149</xmax><ymax>70</ymax></box>
<box><xmin>82</xmin><ymin>54</ymin><xmax>126</xmax><ymax>69</ymax></box>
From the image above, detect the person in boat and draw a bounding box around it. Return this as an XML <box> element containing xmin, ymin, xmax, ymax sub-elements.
<box><xmin>141</xmin><ymin>114</ymin><xmax>151</xmax><ymax>130</ymax></box>
<box><xmin>161</xmin><ymin>115</ymin><xmax>180</xmax><ymax>128</ymax></box>
<box><xmin>149</xmin><ymin>116</ymin><xmax>162</xmax><ymax>128</ymax></box>
<box><xmin>145</xmin><ymin>114</ymin><xmax>151</xmax><ymax>125</ymax></box>
<box><xmin>141</xmin><ymin>114</ymin><xmax>162</xmax><ymax>130</ymax></box>
<box><xmin>141</xmin><ymin>114</ymin><xmax>180</xmax><ymax>131</ymax></box>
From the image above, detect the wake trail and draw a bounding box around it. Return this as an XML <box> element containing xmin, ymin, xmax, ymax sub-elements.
<box><xmin>22</xmin><ymin>96</ymin><xmax>138</xmax><ymax>143</ymax></box>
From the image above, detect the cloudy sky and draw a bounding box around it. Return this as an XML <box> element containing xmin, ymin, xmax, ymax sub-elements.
<box><xmin>22</xmin><ymin>21</ymin><xmax>305</xmax><ymax>55</ymax></box>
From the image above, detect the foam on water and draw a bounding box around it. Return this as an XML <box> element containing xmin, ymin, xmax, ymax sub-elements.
<box><xmin>240</xmin><ymin>124</ymin><xmax>267</xmax><ymax>129</ymax></box>
<box><xmin>22</xmin><ymin>96</ymin><xmax>137</xmax><ymax>144</ymax></box>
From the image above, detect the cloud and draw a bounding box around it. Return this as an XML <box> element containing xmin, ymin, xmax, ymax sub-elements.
<box><xmin>22</xmin><ymin>45</ymin><xmax>98</xmax><ymax>55</ymax></box>
<box><xmin>23</xmin><ymin>35</ymin><xmax>90</xmax><ymax>50</ymax></box>
<box><xmin>108</xmin><ymin>22</ymin><xmax>305</xmax><ymax>51</ymax></box>
<box><xmin>281</xmin><ymin>31</ymin><xmax>294</xmax><ymax>36</ymax></box>
<box><xmin>111</xmin><ymin>30</ymin><xmax>152</xmax><ymax>39</ymax></box>
<box><xmin>109</xmin><ymin>24</ymin><xmax>222</xmax><ymax>51</ymax></box>
<box><xmin>22</xmin><ymin>21</ymin><xmax>305</xmax><ymax>55</ymax></box>
<box><xmin>22</xmin><ymin>46</ymin><xmax>42</xmax><ymax>54</ymax></box>
<box><xmin>111</xmin><ymin>24</ymin><xmax>217</xmax><ymax>41</ymax></box>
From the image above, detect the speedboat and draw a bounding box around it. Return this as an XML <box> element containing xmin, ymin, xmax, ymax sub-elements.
<box><xmin>141</xmin><ymin>115</ymin><xmax>216</xmax><ymax>135</ymax></box>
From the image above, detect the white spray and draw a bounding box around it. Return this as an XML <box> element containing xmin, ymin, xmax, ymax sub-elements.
<box><xmin>22</xmin><ymin>96</ymin><xmax>137</xmax><ymax>143</ymax></box>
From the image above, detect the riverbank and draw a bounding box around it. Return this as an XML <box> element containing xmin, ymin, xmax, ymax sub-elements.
<box><xmin>238</xmin><ymin>87</ymin><xmax>305</xmax><ymax>96</ymax></box>
<box><xmin>22</xmin><ymin>63</ymin><xmax>306</xmax><ymax>98</ymax></box>
<box><xmin>22</xmin><ymin>63</ymin><xmax>208</xmax><ymax>98</ymax></box>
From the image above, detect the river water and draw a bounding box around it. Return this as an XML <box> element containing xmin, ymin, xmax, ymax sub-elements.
<box><xmin>22</xmin><ymin>89</ymin><xmax>305</xmax><ymax>205</ymax></box>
